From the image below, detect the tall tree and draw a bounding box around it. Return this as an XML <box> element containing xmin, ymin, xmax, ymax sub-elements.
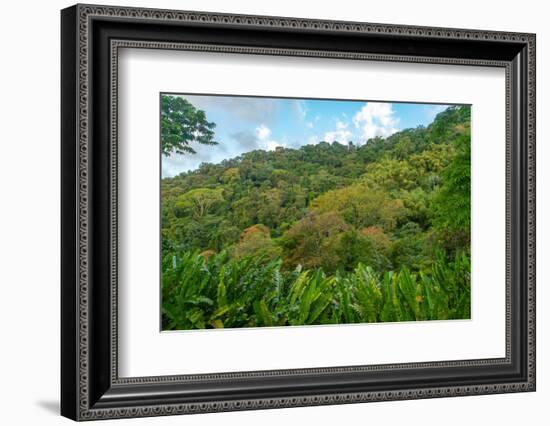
<box><xmin>174</xmin><ymin>188</ymin><xmax>224</xmax><ymax>219</ymax></box>
<box><xmin>161</xmin><ymin>95</ymin><xmax>218</xmax><ymax>156</ymax></box>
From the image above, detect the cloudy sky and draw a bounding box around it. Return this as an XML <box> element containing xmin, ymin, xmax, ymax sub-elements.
<box><xmin>161</xmin><ymin>94</ymin><xmax>455</xmax><ymax>177</ymax></box>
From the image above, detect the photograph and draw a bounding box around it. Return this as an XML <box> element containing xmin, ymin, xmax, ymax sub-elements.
<box><xmin>160</xmin><ymin>93</ymin><xmax>472</xmax><ymax>330</ymax></box>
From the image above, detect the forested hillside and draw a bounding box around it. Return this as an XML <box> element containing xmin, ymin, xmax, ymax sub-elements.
<box><xmin>161</xmin><ymin>105</ymin><xmax>471</xmax><ymax>330</ymax></box>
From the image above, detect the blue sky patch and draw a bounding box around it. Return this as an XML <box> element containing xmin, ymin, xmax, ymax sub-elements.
<box><xmin>162</xmin><ymin>94</ymin><xmax>456</xmax><ymax>177</ymax></box>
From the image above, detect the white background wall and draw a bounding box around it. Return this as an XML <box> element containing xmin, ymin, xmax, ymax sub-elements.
<box><xmin>0</xmin><ymin>0</ymin><xmax>547</xmax><ymax>424</ymax></box>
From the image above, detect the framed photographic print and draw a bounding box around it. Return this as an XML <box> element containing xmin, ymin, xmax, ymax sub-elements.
<box><xmin>61</xmin><ymin>4</ymin><xmax>536</xmax><ymax>421</ymax></box>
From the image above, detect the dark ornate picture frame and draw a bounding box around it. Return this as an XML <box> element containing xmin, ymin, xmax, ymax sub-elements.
<box><xmin>61</xmin><ymin>4</ymin><xmax>536</xmax><ymax>421</ymax></box>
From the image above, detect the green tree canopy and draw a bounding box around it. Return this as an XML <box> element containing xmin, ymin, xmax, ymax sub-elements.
<box><xmin>161</xmin><ymin>95</ymin><xmax>218</xmax><ymax>156</ymax></box>
<box><xmin>431</xmin><ymin>131</ymin><xmax>471</xmax><ymax>253</ymax></box>
<box><xmin>174</xmin><ymin>188</ymin><xmax>224</xmax><ymax>219</ymax></box>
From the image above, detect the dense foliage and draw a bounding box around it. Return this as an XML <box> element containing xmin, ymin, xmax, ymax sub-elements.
<box><xmin>161</xmin><ymin>104</ymin><xmax>471</xmax><ymax>329</ymax></box>
<box><xmin>162</xmin><ymin>251</ymin><xmax>470</xmax><ymax>329</ymax></box>
<box><xmin>161</xmin><ymin>95</ymin><xmax>218</xmax><ymax>156</ymax></box>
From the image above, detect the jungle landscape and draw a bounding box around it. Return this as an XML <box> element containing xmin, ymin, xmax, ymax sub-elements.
<box><xmin>160</xmin><ymin>94</ymin><xmax>471</xmax><ymax>330</ymax></box>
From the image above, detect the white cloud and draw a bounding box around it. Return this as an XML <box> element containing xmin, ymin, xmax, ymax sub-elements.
<box><xmin>256</xmin><ymin>124</ymin><xmax>272</xmax><ymax>140</ymax></box>
<box><xmin>256</xmin><ymin>124</ymin><xmax>284</xmax><ymax>151</ymax></box>
<box><xmin>263</xmin><ymin>140</ymin><xmax>283</xmax><ymax>151</ymax></box>
<box><xmin>307</xmin><ymin>135</ymin><xmax>319</xmax><ymax>145</ymax></box>
<box><xmin>306</xmin><ymin>121</ymin><xmax>314</xmax><ymax>129</ymax></box>
<box><xmin>353</xmin><ymin>102</ymin><xmax>399</xmax><ymax>141</ymax></box>
<box><xmin>162</xmin><ymin>143</ymin><xmax>229</xmax><ymax>177</ymax></box>
<box><xmin>324</xmin><ymin>120</ymin><xmax>353</xmax><ymax>143</ymax></box>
